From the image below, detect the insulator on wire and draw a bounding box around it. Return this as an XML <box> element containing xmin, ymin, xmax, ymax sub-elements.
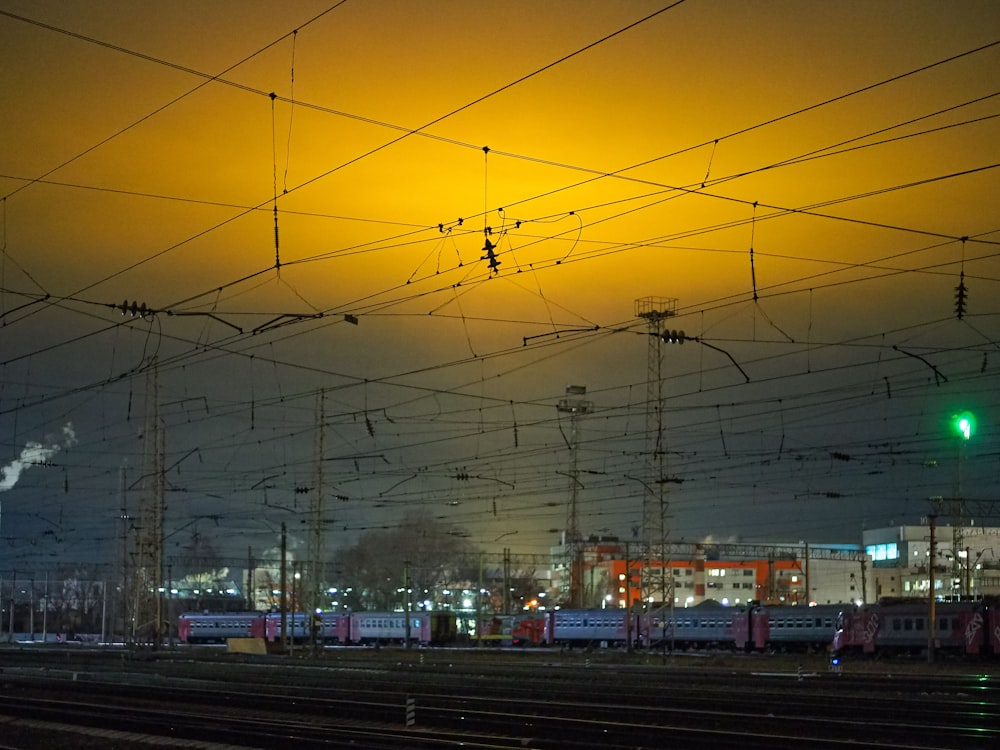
<box><xmin>118</xmin><ymin>300</ymin><xmax>151</xmax><ymax>317</ymax></box>
<box><xmin>954</xmin><ymin>273</ymin><xmax>968</xmax><ymax>320</ymax></box>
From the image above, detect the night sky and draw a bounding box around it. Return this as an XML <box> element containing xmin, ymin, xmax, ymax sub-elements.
<box><xmin>1</xmin><ymin>1</ymin><xmax>998</xmax><ymax>570</ymax></box>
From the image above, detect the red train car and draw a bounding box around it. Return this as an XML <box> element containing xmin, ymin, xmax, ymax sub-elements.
<box><xmin>511</xmin><ymin>613</ymin><xmax>547</xmax><ymax>645</ymax></box>
<box><xmin>834</xmin><ymin>599</ymin><xmax>991</xmax><ymax>656</ymax></box>
<box><xmin>989</xmin><ymin>600</ymin><xmax>1000</xmax><ymax>655</ymax></box>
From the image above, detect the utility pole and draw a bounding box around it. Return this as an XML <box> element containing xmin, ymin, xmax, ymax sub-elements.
<box><xmin>280</xmin><ymin>522</ymin><xmax>287</xmax><ymax>650</ymax></box>
<box><xmin>951</xmin><ymin>411</ymin><xmax>973</xmax><ymax>598</ymax></box>
<box><xmin>307</xmin><ymin>389</ymin><xmax>326</xmax><ymax>650</ymax></box>
<box><xmin>804</xmin><ymin>542</ymin><xmax>810</xmax><ymax>605</ymax></box>
<box><xmin>502</xmin><ymin>547</ymin><xmax>511</xmax><ymax>615</ymax></box>
<box><xmin>624</xmin><ymin>541</ymin><xmax>633</xmax><ymax>653</ymax></box>
<box><xmin>290</xmin><ymin>561</ymin><xmax>299</xmax><ymax>657</ymax></box>
<box><xmin>860</xmin><ymin>557</ymin><xmax>867</xmax><ymax>604</ymax></box>
<box><xmin>928</xmin><ymin>514</ymin><xmax>937</xmax><ymax>664</ymax></box>
<box><xmin>119</xmin><ymin>466</ymin><xmax>130</xmax><ymax>644</ymax></box>
<box><xmin>247</xmin><ymin>546</ymin><xmax>255</xmax><ymax>611</ymax></box>
<box><xmin>404</xmin><ymin>560</ymin><xmax>412</xmax><ymax>649</ymax></box>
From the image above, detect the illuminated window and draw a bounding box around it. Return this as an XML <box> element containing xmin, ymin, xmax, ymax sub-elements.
<box><xmin>865</xmin><ymin>543</ymin><xmax>899</xmax><ymax>561</ymax></box>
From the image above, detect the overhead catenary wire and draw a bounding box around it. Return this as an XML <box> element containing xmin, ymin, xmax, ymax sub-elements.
<box><xmin>1</xmin><ymin>5</ymin><xmax>997</xmax><ymax>566</ymax></box>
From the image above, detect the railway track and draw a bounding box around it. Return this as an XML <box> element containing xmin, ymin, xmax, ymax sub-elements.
<box><xmin>1</xmin><ymin>647</ymin><xmax>997</xmax><ymax>749</ymax></box>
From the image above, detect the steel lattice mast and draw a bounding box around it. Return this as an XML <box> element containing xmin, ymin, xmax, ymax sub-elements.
<box><xmin>635</xmin><ymin>297</ymin><xmax>676</xmax><ymax>605</ymax></box>
<box><xmin>135</xmin><ymin>360</ymin><xmax>165</xmax><ymax>647</ymax></box>
<box><xmin>557</xmin><ymin>384</ymin><xmax>591</xmax><ymax>607</ymax></box>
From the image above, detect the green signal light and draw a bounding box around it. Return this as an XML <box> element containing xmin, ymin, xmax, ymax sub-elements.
<box><xmin>953</xmin><ymin>411</ymin><xmax>976</xmax><ymax>440</ymax></box>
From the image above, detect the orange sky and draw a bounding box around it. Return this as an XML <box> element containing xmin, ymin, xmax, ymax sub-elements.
<box><xmin>1</xmin><ymin>1</ymin><xmax>998</xmax><ymax>567</ymax></box>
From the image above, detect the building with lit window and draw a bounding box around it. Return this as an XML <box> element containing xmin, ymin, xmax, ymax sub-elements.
<box><xmin>552</xmin><ymin>536</ymin><xmax>867</xmax><ymax>610</ymax></box>
<box><xmin>863</xmin><ymin>524</ymin><xmax>1000</xmax><ymax>600</ymax></box>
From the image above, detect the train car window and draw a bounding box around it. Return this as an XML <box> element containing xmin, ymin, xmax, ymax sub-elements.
<box><xmin>891</xmin><ymin>618</ymin><xmax>901</xmax><ymax>631</ymax></box>
<box><xmin>903</xmin><ymin>619</ymin><xmax>913</xmax><ymax>631</ymax></box>
<box><xmin>915</xmin><ymin>618</ymin><xmax>924</xmax><ymax>631</ymax></box>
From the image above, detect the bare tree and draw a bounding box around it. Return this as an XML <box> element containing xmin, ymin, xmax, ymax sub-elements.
<box><xmin>332</xmin><ymin>510</ymin><xmax>474</xmax><ymax>610</ymax></box>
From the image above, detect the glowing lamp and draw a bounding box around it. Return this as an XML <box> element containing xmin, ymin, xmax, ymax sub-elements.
<box><xmin>953</xmin><ymin>411</ymin><xmax>976</xmax><ymax>440</ymax></box>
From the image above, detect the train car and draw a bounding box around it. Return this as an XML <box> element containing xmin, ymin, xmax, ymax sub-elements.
<box><xmin>644</xmin><ymin>603</ymin><xmax>748</xmax><ymax>650</ymax></box>
<box><xmin>511</xmin><ymin>612</ymin><xmax>547</xmax><ymax>645</ymax></box>
<box><xmin>177</xmin><ymin>611</ymin><xmax>266</xmax><ymax>643</ymax></box>
<box><xmin>752</xmin><ymin>603</ymin><xmax>841</xmax><ymax>652</ymax></box>
<box><xmin>476</xmin><ymin>615</ymin><xmax>514</xmax><ymax>645</ymax></box>
<box><xmin>833</xmin><ymin>599</ymin><xmax>989</xmax><ymax>656</ymax></box>
<box><xmin>264</xmin><ymin>612</ymin><xmax>307</xmax><ymax>644</ymax></box>
<box><xmin>988</xmin><ymin>599</ymin><xmax>1000</xmax><ymax>655</ymax></box>
<box><xmin>543</xmin><ymin>608</ymin><xmax>640</xmax><ymax>648</ymax></box>
<box><xmin>640</xmin><ymin>603</ymin><xmax>838</xmax><ymax>652</ymax></box>
<box><xmin>264</xmin><ymin>611</ymin><xmax>350</xmax><ymax>644</ymax></box>
<box><xmin>349</xmin><ymin>610</ymin><xmax>456</xmax><ymax>646</ymax></box>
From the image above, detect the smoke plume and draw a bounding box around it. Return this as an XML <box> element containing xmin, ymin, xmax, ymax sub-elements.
<box><xmin>0</xmin><ymin>423</ymin><xmax>77</xmax><ymax>492</ymax></box>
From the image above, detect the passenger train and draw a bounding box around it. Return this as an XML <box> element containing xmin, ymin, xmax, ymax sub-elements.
<box><xmin>503</xmin><ymin>602</ymin><xmax>841</xmax><ymax>652</ymax></box>
<box><xmin>178</xmin><ymin>598</ymin><xmax>1000</xmax><ymax>658</ymax></box>
<box><xmin>177</xmin><ymin>610</ymin><xmax>456</xmax><ymax>646</ymax></box>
